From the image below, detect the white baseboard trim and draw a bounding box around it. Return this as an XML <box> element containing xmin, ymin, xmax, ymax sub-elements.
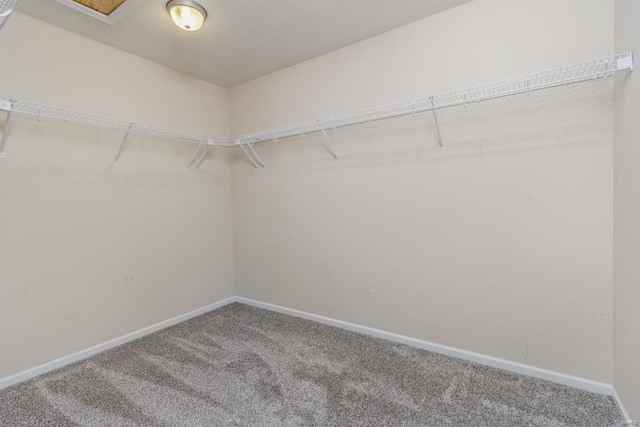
<box><xmin>613</xmin><ymin>387</ymin><xmax>632</xmax><ymax>421</ymax></box>
<box><xmin>236</xmin><ymin>297</ymin><xmax>614</xmax><ymax>396</ymax></box>
<box><xmin>0</xmin><ymin>295</ymin><xmax>617</xmax><ymax>401</ymax></box>
<box><xmin>0</xmin><ymin>296</ymin><xmax>236</xmax><ymax>390</ymax></box>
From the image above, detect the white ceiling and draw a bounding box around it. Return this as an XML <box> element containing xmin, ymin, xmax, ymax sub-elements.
<box><xmin>17</xmin><ymin>0</ymin><xmax>472</xmax><ymax>88</ymax></box>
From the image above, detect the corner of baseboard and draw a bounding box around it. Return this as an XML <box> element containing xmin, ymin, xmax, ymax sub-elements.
<box><xmin>612</xmin><ymin>387</ymin><xmax>632</xmax><ymax>421</ymax></box>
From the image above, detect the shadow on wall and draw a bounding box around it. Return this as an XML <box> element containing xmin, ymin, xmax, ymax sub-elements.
<box><xmin>232</xmin><ymin>75</ymin><xmax>624</xmax><ymax>173</ymax></box>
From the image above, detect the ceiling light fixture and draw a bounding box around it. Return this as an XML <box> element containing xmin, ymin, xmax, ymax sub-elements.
<box><xmin>166</xmin><ymin>0</ymin><xmax>207</xmax><ymax>32</ymax></box>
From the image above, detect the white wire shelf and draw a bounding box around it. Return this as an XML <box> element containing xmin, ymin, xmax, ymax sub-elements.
<box><xmin>238</xmin><ymin>52</ymin><xmax>634</xmax><ymax>145</ymax></box>
<box><xmin>0</xmin><ymin>97</ymin><xmax>235</xmax><ymax>147</ymax></box>
<box><xmin>0</xmin><ymin>0</ymin><xmax>19</xmax><ymax>31</ymax></box>
<box><xmin>0</xmin><ymin>52</ymin><xmax>633</xmax><ymax>166</ymax></box>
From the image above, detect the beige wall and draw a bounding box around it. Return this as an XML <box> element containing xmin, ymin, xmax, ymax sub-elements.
<box><xmin>614</xmin><ymin>0</ymin><xmax>640</xmax><ymax>419</ymax></box>
<box><xmin>0</xmin><ymin>13</ymin><xmax>235</xmax><ymax>378</ymax></box>
<box><xmin>230</xmin><ymin>0</ymin><xmax>616</xmax><ymax>383</ymax></box>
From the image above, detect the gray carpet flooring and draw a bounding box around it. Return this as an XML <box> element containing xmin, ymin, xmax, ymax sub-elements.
<box><xmin>0</xmin><ymin>303</ymin><xmax>623</xmax><ymax>426</ymax></box>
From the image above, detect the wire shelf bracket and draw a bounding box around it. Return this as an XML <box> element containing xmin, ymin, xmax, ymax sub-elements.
<box><xmin>237</xmin><ymin>138</ymin><xmax>266</xmax><ymax>169</ymax></box>
<box><xmin>0</xmin><ymin>0</ymin><xmax>20</xmax><ymax>32</ymax></box>
<box><xmin>194</xmin><ymin>144</ymin><xmax>208</xmax><ymax>169</ymax></box>
<box><xmin>113</xmin><ymin>123</ymin><xmax>133</xmax><ymax>164</ymax></box>
<box><xmin>429</xmin><ymin>97</ymin><xmax>444</xmax><ymax>152</ymax></box>
<box><xmin>0</xmin><ymin>99</ymin><xmax>12</xmax><ymax>157</ymax></box>
<box><xmin>187</xmin><ymin>139</ymin><xmax>210</xmax><ymax>170</ymax></box>
<box><xmin>248</xmin><ymin>143</ymin><xmax>266</xmax><ymax>169</ymax></box>
<box><xmin>316</xmin><ymin>120</ymin><xmax>339</xmax><ymax>159</ymax></box>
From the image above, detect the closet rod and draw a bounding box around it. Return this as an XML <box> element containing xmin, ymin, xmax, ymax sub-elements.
<box><xmin>0</xmin><ymin>52</ymin><xmax>633</xmax><ymax>160</ymax></box>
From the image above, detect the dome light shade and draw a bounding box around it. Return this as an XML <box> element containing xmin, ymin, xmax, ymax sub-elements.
<box><xmin>166</xmin><ymin>0</ymin><xmax>207</xmax><ymax>32</ymax></box>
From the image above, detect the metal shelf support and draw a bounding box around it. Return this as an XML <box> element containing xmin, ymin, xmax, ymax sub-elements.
<box><xmin>317</xmin><ymin>120</ymin><xmax>339</xmax><ymax>159</ymax></box>
<box><xmin>248</xmin><ymin>143</ymin><xmax>266</xmax><ymax>169</ymax></box>
<box><xmin>187</xmin><ymin>141</ymin><xmax>207</xmax><ymax>169</ymax></box>
<box><xmin>0</xmin><ymin>99</ymin><xmax>12</xmax><ymax>157</ymax></box>
<box><xmin>194</xmin><ymin>144</ymin><xmax>209</xmax><ymax>169</ymax></box>
<box><xmin>187</xmin><ymin>141</ymin><xmax>208</xmax><ymax>169</ymax></box>
<box><xmin>429</xmin><ymin>97</ymin><xmax>444</xmax><ymax>152</ymax></box>
<box><xmin>113</xmin><ymin>123</ymin><xmax>133</xmax><ymax>164</ymax></box>
<box><xmin>236</xmin><ymin>138</ymin><xmax>260</xmax><ymax>169</ymax></box>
